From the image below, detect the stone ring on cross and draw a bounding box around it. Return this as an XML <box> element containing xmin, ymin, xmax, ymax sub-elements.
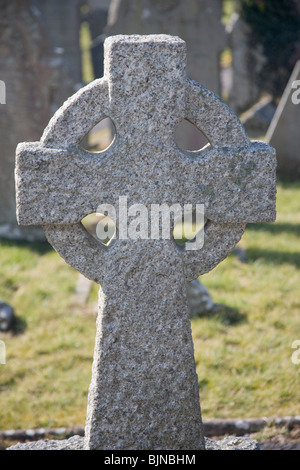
<box><xmin>15</xmin><ymin>35</ymin><xmax>276</xmax><ymax>450</ymax></box>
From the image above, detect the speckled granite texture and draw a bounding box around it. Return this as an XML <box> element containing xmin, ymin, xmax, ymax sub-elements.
<box><xmin>15</xmin><ymin>35</ymin><xmax>276</xmax><ymax>450</ymax></box>
<box><xmin>7</xmin><ymin>435</ymin><xmax>260</xmax><ymax>450</ymax></box>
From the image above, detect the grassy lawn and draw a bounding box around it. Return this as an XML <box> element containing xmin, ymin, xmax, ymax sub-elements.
<box><xmin>0</xmin><ymin>181</ymin><xmax>299</xmax><ymax>431</ymax></box>
<box><xmin>0</xmin><ymin>242</ymin><xmax>98</xmax><ymax>430</ymax></box>
<box><xmin>196</xmin><ymin>181</ymin><xmax>300</xmax><ymax>418</ymax></box>
<box><xmin>222</xmin><ymin>0</ymin><xmax>235</xmax><ymax>25</ymax></box>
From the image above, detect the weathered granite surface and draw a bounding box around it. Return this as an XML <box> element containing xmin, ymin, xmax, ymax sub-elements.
<box><xmin>105</xmin><ymin>0</ymin><xmax>227</xmax><ymax>151</ymax></box>
<box><xmin>7</xmin><ymin>435</ymin><xmax>84</xmax><ymax>451</ymax></box>
<box><xmin>205</xmin><ymin>436</ymin><xmax>260</xmax><ymax>451</ymax></box>
<box><xmin>7</xmin><ymin>435</ymin><xmax>260</xmax><ymax>450</ymax></box>
<box><xmin>15</xmin><ymin>35</ymin><xmax>276</xmax><ymax>450</ymax></box>
<box><xmin>16</xmin><ymin>38</ymin><xmax>276</xmax><ymax>281</ymax></box>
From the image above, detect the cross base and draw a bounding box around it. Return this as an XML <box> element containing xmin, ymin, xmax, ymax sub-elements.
<box><xmin>84</xmin><ymin>240</ymin><xmax>204</xmax><ymax>450</ymax></box>
<box><xmin>7</xmin><ymin>435</ymin><xmax>260</xmax><ymax>451</ymax></box>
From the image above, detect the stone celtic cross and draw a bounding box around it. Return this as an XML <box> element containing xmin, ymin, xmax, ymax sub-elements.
<box><xmin>15</xmin><ymin>35</ymin><xmax>276</xmax><ymax>450</ymax></box>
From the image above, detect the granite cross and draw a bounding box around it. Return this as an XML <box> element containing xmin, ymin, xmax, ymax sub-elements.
<box><xmin>15</xmin><ymin>35</ymin><xmax>276</xmax><ymax>450</ymax></box>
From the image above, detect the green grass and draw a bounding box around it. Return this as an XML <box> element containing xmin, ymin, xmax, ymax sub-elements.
<box><xmin>0</xmin><ymin>241</ymin><xmax>98</xmax><ymax>429</ymax></box>
<box><xmin>0</xmin><ymin>181</ymin><xmax>300</xmax><ymax>431</ymax></box>
<box><xmin>195</xmin><ymin>181</ymin><xmax>300</xmax><ymax>418</ymax></box>
<box><xmin>80</xmin><ymin>21</ymin><xmax>94</xmax><ymax>84</ymax></box>
<box><xmin>222</xmin><ymin>0</ymin><xmax>235</xmax><ymax>25</ymax></box>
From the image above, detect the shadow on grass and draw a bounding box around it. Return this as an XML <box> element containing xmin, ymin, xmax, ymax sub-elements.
<box><xmin>1</xmin><ymin>315</ymin><xmax>27</xmax><ymax>336</ymax></box>
<box><xmin>276</xmin><ymin>178</ymin><xmax>300</xmax><ymax>188</ymax></box>
<box><xmin>196</xmin><ymin>305</ymin><xmax>247</xmax><ymax>326</ymax></box>
<box><xmin>247</xmin><ymin>222</ymin><xmax>300</xmax><ymax>236</ymax></box>
<box><xmin>0</xmin><ymin>238</ymin><xmax>52</xmax><ymax>255</ymax></box>
<box><xmin>246</xmin><ymin>248</ymin><xmax>300</xmax><ymax>268</ymax></box>
<box><xmin>11</xmin><ymin>315</ymin><xmax>27</xmax><ymax>336</ymax></box>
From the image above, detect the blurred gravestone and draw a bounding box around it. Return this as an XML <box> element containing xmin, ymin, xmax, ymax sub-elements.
<box><xmin>0</xmin><ymin>301</ymin><xmax>15</xmax><ymax>332</ymax></box>
<box><xmin>37</xmin><ymin>0</ymin><xmax>83</xmax><ymax>84</ymax></box>
<box><xmin>0</xmin><ymin>0</ymin><xmax>74</xmax><ymax>240</ymax></box>
<box><xmin>266</xmin><ymin>61</ymin><xmax>300</xmax><ymax>179</ymax></box>
<box><xmin>234</xmin><ymin>0</ymin><xmax>300</xmax><ymax>102</ymax></box>
<box><xmin>86</xmin><ymin>0</ymin><xmax>111</xmax><ymax>79</ymax></box>
<box><xmin>105</xmin><ymin>0</ymin><xmax>226</xmax><ymax>151</ymax></box>
<box><xmin>187</xmin><ymin>279</ymin><xmax>214</xmax><ymax>317</ymax></box>
<box><xmin>0</xmin><ymin>0</ymin><xmax>75</xmax><ymax>241</ymax></box>
<box><xmin>240</xmin><ymin>95</ymin><xmax>276</xmax><ymax>138</ymax></box>
<box><xmin>227</xmin><ymin>13</ymin><xmax>265</xmax><ymax>113</ymax></box>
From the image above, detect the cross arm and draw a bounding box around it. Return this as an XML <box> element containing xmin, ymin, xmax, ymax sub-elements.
<box><xmin>15</xmin><ymin>77</ymin><xmax>114</xmax><ymax>227</ymax></box>
<box><xmin>178</xmin><ymin>78</ymin><xmax>277</xmax><ymax>225</ymax></box>
<box><xmin>15</xmin><ymin>141</ymin><xmax>111</xmax><ymax>226</ymax></box>
<box><xmin>174</xmin><ymin>78</ymin><xmax>277</xmax><ymax>281</ymax></box>
<box><xmin>179</xmin><ymin>140</ymin><xmax>277</xmax><ymax>224</ymax></box>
